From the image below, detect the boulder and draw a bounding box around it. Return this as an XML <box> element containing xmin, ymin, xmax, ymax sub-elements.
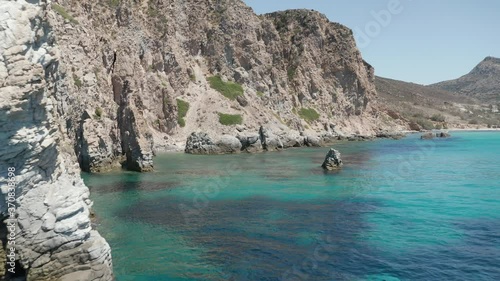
<box><xmin>420</xmin><ymin>132</ymin><xmax>434</xmax><ymax>140</ymax></box>
<box><xmin>259</xmin><ymin>126</ymin><xmax>283</xmax><ymax>151</ymax></box>
<box><xmin>185</xmin><ymin>132</ymin><xmax>219</xmax><ymax>154</ymax></box>
<box><xmin>280</xmin><ymin>130</ymin><xmax>304</xmax><ymax>148</ymax></box>
<box><xmin>322</xmin><ymin>148</ymin><xmax>343</xmax><ymax>170</ymax></box>
<box><xmin>236</xmin><ymin>95</ymin><xmax>249</xmax><ymax>107</ymax></box>
<box><xmin>320</xmin><ymin>132</ymin><xmax>339</xmax><ymax>144</ymax></box>
<box><xmin>236</xmin><ymin>133</ymin><xmax>262</xmax><ymax>153</ymax></box>
<box><xmin>436</xmin><ymin>132</ymin><xmax>451</xmax><ymax>138</ymax></box>
<box><xmin>304</xmin><ymin>135</ymin><xmax>322</xmax><ymax>147</ymax></box>
<box><xmin>186</xmin><ymin>133</ymin><xmax>242</xmax><ymax>154</ymax></box>
<box><xmin>216</xmin><ymin>135</ymin><xmax>242</xmax><ymax>153</ymax></box>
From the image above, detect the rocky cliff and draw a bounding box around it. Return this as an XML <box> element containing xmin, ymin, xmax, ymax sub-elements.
<box><xmin>36</xmin><ymin>0</ymin><xmax>401</xmax><ymax>165</ymax></box>
<box><xmin>0</xmin><ymin>1</ymin><xmax>113</xmax><ymax>280</ymax></box>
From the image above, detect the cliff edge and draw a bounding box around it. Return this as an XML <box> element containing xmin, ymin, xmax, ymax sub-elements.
<box><xmin>0</xmin><ymin>1</ymin><xmax>113</xmax><ymax>280</ymax></box>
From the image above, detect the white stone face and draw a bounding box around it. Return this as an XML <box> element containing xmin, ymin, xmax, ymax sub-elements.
<box><xmin>0</xmin><ymin>1</ymin><xmax>113</xmax><ymax>280</ymax></box>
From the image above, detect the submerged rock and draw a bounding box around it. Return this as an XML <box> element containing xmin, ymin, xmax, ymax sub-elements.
<box><xmin>322</xmin><ymin>148</ymin><xmax>343</xmax><ymax>170</ymax></box>
<box><xmin>436</xmin><ymin>131</ymin><xmax>451</xmax><ymax>138</ymax></box>
<box><xmin>420</xmin><ymin>132</ymin><xmax>435</xmax><ymax>140</ymax></box>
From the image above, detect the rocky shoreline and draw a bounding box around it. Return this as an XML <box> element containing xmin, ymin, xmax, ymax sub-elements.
<box><xmin>184</xmin><ymin>126</ymin><xmax>406</xmax><ymax>155</ymax></box>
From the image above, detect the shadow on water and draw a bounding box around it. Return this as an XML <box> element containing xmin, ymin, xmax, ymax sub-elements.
<box><xmin>89</xmin><ymin>180</ymin><xmax>180</xmax><ymax>193</ymax></box>
<box><xmin>117</xmin><ymin>196</ymin><xmax>387</xmax><ymax>280</ymax></box>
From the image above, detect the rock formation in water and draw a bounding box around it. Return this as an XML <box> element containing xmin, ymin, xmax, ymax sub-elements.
<box><xmin>322</xmin><ymin>148</ymin><xmax>343</xmax><ymax>170</ymax></box>
<box><xmin>0</xmin><ymin>1</ymin><xmax>113</xmax><ymax>280</ymax></box>
<box><xmin>436</xmin><ymin>132</ymin><xmax>451</xmax><ymax>138</ymax></box>
<box><xmin>421</xmin><ymin>132</ymin><xmax>435</xmax><ymax>140</ymax></box>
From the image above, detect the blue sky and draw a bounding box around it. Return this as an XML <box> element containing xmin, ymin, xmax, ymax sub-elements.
<box><xmin>243</xmin><ymin>0</ymin><xmax>500</xmax><ymax>85</ymax></box>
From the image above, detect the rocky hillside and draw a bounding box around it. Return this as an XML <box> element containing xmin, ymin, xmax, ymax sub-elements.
<box><xmin>40</xmin><ymin>0</ymin><xmax>403</xmax><ymax>171</ymax></box>
<box><xmin>431</xmin><ymin>56</ymin><xmax>500</xmax><ymax>102</ymax></box>
<box><xmin>376</xmin><ymin>76</ymin><xmax>500</xmax><ymax>129</ymax></box>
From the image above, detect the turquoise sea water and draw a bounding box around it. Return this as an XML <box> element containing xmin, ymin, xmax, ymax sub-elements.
<box><xmin>83</xmin><ymin>131</ymin><xmax>500</xmax><ymax>281</ymax></box>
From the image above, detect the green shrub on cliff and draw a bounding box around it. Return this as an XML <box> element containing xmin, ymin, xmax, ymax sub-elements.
<box><xmin>415</xmin><ymin>118</ymin><xmax>434</xmax><ymax>130</ymax></box>
<box><xmin>218</xmin><ymin>113</ymin><xmax>243</xmax><ymax>126</ymax></box>
<box><xmin>95</xmin><ymin>107</ymin><xmax>103</xmax><ymax>119</ymax></box>
<box><xmin>73</xmin><ymin>74</ymin><xmax>82</xmax><ymax>88</ymax></box>
<box><xmin>298</xmin><ymin>107</ymin><xmax>320</xmax><ymax>122</ymax></box>
<box><xmin>52</xmin><ymin>4</ymin><xmax>79</xmax><ymax>24</ymax></box>
<box><xmin>177</xmin><ymin>99</ymin><xmax>189</xmax><ymax>127</ymax></box>
<box><xmin>208</xmin><ymin>76</ymin><xmax>243</xmax><ymax>100</ymax></box>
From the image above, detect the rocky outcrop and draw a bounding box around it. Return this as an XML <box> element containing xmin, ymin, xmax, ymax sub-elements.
<box><xmin>376</xmin><ymin>131</ymin><xmax>406</xmax><ymax>140</ymax></box>
<box><xmin>236</xmin><ymin>133</ymin><xmax>262</xmax><ymax>153</ymax></box>
<box><xmin>436</xmin><ymin>132</ymin><xmax>451</xmax><ymax>138</ymax></box>
<box><xmin>117</xmin><ymin>93</ymin><xmax>154</xmax><ymax>172</ymax></box>
<box><xmin>322</xmin><ymin>149</ymin><xmax>343</xmax><ymax>170</ymax></box>
<box><xmin>185</xmin><ymin>132</ymin><xmax>243</xmax><ymax>154</ymax></box>
<box><xmin>185</xmin><ymin>132</ymin><xmax>219</xmax><ymax>154</ymax></box>
<box><xmin>186</xmin><ymin>126</ymin><xmax>340</xmax><ymax>155</ymax></box>
<box><xmin>76</xmin><ymin>115</ymin><xmax>121</xmax><ymax>173</ymax></box>
<box><xmin>0</xmin><ymin>1</ymin><xmax>113</xmax><ymax>280</ymax></box>
<box><xmin>216</xmin><ymin>135</ymin><xmax>243</xmax><ymax>154</ymax></box>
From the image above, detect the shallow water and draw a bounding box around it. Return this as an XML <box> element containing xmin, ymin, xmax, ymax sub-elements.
<box><xmin>83</xmin><ymin>132</ymin><xmax>500</xmax><ymax>281</ymax></box>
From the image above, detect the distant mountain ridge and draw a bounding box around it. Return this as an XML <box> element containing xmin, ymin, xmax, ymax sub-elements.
<box><xmin>375</xmin><ymin>56</ymin><xmax>500</xmax><ymax>129</ymax></box>
<box><xmin>430</xmin><ymin>56</ymin><xmax>500</xmax><ymax>102</ymax></box>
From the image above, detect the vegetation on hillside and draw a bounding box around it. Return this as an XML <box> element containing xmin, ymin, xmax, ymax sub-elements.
<box><xmin>298</xmin><ymin>107</ymin><xmax>320</xmax><ymax>122</ymax></box>
<box><xmin>95</xmin><ymin>107</ymin><xmax>103</xmax><ymax>119</ymax></box>
<box><xmin>208</xmin><ymin>76</ymin><xmax>244</xmax><ymax>100</ymax></box>
<box><xmin>52</xmin><ymin>4</ymin><xmax>79</xmax><ymax>24</ymax></box>
<box><xmin>176</xmin><ymin>99</ymin><xmax>190</xmax><ymax>127</ymax></box>
<box><xmin>218</xmin><ymin>113</ymin><xmax>243</xmax><ymax>126</ymax></box>
<box><xmin>73</xmin><ymin>74</ymin><xmax>82</xmax><ymax>88</ymax></box>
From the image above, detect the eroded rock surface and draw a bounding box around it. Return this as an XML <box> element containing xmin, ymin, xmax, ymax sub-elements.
<box><xmin>0</xmin><ymin>1</ymin><xmax>113</xmax><ymax>280</ymax></box>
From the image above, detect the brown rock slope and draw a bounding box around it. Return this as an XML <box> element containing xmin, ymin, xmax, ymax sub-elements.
<box><xmin>431</xmin><ymin>56</ymin><xmax>500</xmax><ymax>102</ymax></box>
<box><xmin>376</xmin><ymin>76</ymin><xmax>500</xmax><ymax>129</ymax></box>
<box><xmin>45</xmin><ymin>0</ymin><xmax>402</xmax><ymax>169</ymax></box>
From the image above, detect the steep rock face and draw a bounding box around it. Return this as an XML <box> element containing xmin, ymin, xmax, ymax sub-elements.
<box><xmin>431</xmin><ymin>57</ymin><xmax>500</xmax><ymax>102</ymax></box>
<box><xmin>42</xmin><ymin>0</ymin><xmax>401</xmax><ymax>165</ymax></box>
<box><xmin>0</xmin><ymin>1</ymin><xmax>113</xmax><ymax>280</ymax></box>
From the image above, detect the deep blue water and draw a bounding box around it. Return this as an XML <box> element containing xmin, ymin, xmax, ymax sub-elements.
<box><xmin>83</xmin><ymin>131</ymin><xmax>500</xmax><ymax>281</ymax></box>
